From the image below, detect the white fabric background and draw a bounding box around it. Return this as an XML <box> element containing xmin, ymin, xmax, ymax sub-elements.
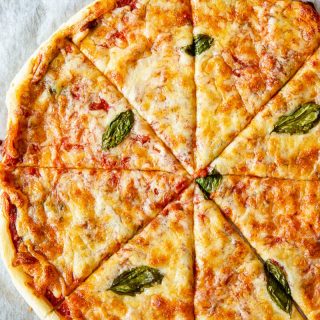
<box><xmin>0</xmin><ymin>0</ymin><xmax>319</xmax><ymax>319</ymax></box>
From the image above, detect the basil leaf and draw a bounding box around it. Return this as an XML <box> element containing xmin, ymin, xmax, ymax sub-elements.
<box><xmin>195</xmin><ymin>168</ymin><xmax>222</xmax><ymax>199</ymax></box>
<box><xmin>264</xmin><ymin>259</ymin><xmax>292</xmax><ymax>314</ymax></box>
<box><xmin>109</xmin><ymin>266</ymin><xmax>164</xmax><ymax>296</ymax></box>
<box><xmin>183</xmin><ymin>34</ymin><xmax>214</xmax><ymax>56</ymax></box>
<box><xmin>272</xmin><ymin>102</ymin><xmax>320</xmax><ymax>134</ymax></box>
<box><xmin>102</xmin><ymin>110</ymin><xmax>134</xmax><ymax>150</ymax></box>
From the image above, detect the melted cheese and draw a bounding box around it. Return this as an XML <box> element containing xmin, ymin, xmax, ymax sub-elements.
<box><xmin>51</xmin><ymin>185</ymin><xmax>194</xmax><ymax>319</ymax></box>
<box><xmin>211</xmin><ymin>47</ymin><xmax>320</xmax><ymax>180</ymax></box>
<box><xmin>192</xmin><ymin>0</ymin><xmax>320</xmax><ymax>169</ymax></box>
<box><xmin>3</xmin><ymin>42</ymin><xmax>184</xmax><ymax>173</ymax></box>
<box><xmin>75</xmin><ymin>0</ymin><xmax>196</xmax><ymax>174</ymax></box>
<box><xmin>213</xmin><ymin>176</ymin><xmax>320</xmax><ymax>320</ymax></box>
<box><xmin>0</xmin><ymin>167</ymin><xmax>189</xmax><ymax>300</ymax></box>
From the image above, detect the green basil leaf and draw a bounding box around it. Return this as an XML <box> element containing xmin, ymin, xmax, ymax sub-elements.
<box><xmin>264</xmin><ymin>259</ymin><xmax>292</xmax><ymax>314</ymax></box>
<box><xmin>183</xmin><ymin>34</ymin><xmax>214</xmax><ymax>56</ymax></box>
<box><xmin>102</xmin><ymin>110</ymin><xmax>134</xmax><ymax>150</ymax></box>
<box><xmin>272</xmin><ymin>102</ymin><xmax>320</xmax><ymax>134</ymax></box>
<box><xmin>109</xmin><ymin>266</ymin><xmax>164</xmax><ymax>296</ymax></box>
<box><xmin>195</xmin><ymin>168</ymin><xmax>222</xmax><ymax>199</ymax></box>
<box><xmin>183</xmin><ymin>43</ymin><xmax>196</xmax><ymax>56</ymax></box>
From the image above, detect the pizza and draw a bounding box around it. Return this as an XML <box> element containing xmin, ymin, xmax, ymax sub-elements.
<box><xmin>1</xmin><ymin>0</ymin><xmax>320</xmax><ymax>319</ymax></box>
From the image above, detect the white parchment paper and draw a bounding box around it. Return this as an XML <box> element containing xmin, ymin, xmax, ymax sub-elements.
<box><xmin>0</xmin><ymin>2</ymin><xmax>92</xmax><ymax>319</ymax></box>
<box><xmin>0</xmin><ymin>0</ymin><xmax>319</xmax><ymax>319</ymax></box>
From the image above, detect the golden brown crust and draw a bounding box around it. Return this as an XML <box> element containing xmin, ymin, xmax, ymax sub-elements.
<box><xmin>45</xmin><ymin>312</ymin><xmax>61</xmax><ymax>320</ymax></box>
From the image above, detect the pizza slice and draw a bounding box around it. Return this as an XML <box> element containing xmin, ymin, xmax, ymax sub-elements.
<box><xmin>191</xmin><ymin>0</ymin><xmax>320</xmax><ymax>170</ymax></box>
<box><xmin>72</xmin><ymin>0</ymin><xmax>196</xmax><ymax>173</ymax></box>
<box><xmin>193</xmin><ymin>40</ymin><xmax>252</xmax><ymax>170</ymax></box>
<box><xmin>211</xmin><ymin>47</ymin><xmax>320</xmax><ymax>180</ymax></box>
<box><xmin>46</xmin><ymin>185</ymin><xmax>194</xmax><ymax>320</ymax></box>
<box><xmin>210</xmin><ymin>175</ymin><xmax>320</xmax><ymax>320</ymax></box>
<box><xmin>0</xmin><ymin>165</ymin><xmax>190</xmax><ymax>318</ymax></box>
<box><xmin>194</xmin><ymin>187</ymin><xmax>303</xmax><ymax>319</ymax></box>
<box><xmin>3</xmin><ymin>39</ymin><xmax>184</xmax><ymax>173</ymax></box>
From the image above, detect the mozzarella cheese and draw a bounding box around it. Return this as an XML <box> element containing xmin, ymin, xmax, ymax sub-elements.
<box><xmin>194</xmin><ymin>41</ymin><xmax>252</xmax><ymax>170</ymax></box>
<box><xmin>2</xmin><ymin>0</ymin><xmax>320</xmax><ymax>319</ymax></box>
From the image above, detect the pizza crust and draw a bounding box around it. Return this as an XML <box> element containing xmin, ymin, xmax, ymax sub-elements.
<box><xmin>0</xmin><ymin>192</ymin><xmax>53</xmax><ymax>320</ymax></box>
<box><xmin>44</xmin><ymin>312</ymin><xmax>61</xmax><ymax>320</ymax></box>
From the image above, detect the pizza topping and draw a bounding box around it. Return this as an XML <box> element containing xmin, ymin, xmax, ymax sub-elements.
<box><xmin>57</xmin><ymin>301</ymin><xmax>71</xmax><ymax>317</ymax></box>
<box><xmin>264</xmin><ymin>259</ymin><xmax>292</xmax><ymax>314</ymax></box>
<box><xmin>272</xmin><ymin>102</ymin><xmax>320</xmax><ymax>134</ymax></box>
<box><xmin>109</xmin><ymin>266</ymin><xmax>164</xmax><ymax>296</ymax></box>
<box><xmin>26</xmin><ymin>167</ymin><xmax>40</xmax><ymax>177</ymax></box>
<box><xmin>116</xmin><ymin>0</ymin><xmax>137</xmax><ymax>10</ymax></box>
<box><xmin>13</xmin><ymin>252</ymin><xmax>37</xmax><ymax>265</ymax></box>
<box><xmin>61</xmin><ymin>138</ymin><xmax>84</xmax><ymax>151</ymax></box>
<box><xmin>89</xmin><ymin>99</ymin><xmax>111</xmax><ymax>112</ymax></box>
<box><xmin>65</xmin><ymin>45</ymin><xmax>73</xmax><ymax>54</ymax></box>
<box><xmin>102</xmin><ymin>110</ymin><xmax>134</xmax><ymax>150</ymax></box>
<box><xmin>183</xmin><ymin>34</ymin><xmax>214</xmax><ymax>56</ymax></box>
<box><xmin>195</xmin><ymin>169</ymin><xmax>222</xmax><ymax>199</ymax></box>
<box><xmin>80</xmin><ymin>19</ymin><xmax>98</xmax><ymax>32</ymax></box>
<box><xmin>132</xmin><ymin>135</ymin><xmax>151</xmax><ymax>145</ymax></box>
<box><xmin>3</xmin><ymin>193</ymin><xmax>22</xmax><ymax>251</ymax></box>
<box><xmin>100</xmin><ymin>31</ymin><xmax>127</xmax><ymax>49</ymax></box>
<box><xmin>70</xmin><ymin>84</ymin><xmax>82</xmax><ymax>100</ymax></box>
<box><xmin>45</xmin><ymin>289</ymin><xmax>64</xmax><ymax>307</ymax></box>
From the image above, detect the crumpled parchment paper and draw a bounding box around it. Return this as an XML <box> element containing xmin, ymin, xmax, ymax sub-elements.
<box><xmin>0</xmin><ymin>0</ymin><xmax>319</xmax><ymax>319</ymax></box>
